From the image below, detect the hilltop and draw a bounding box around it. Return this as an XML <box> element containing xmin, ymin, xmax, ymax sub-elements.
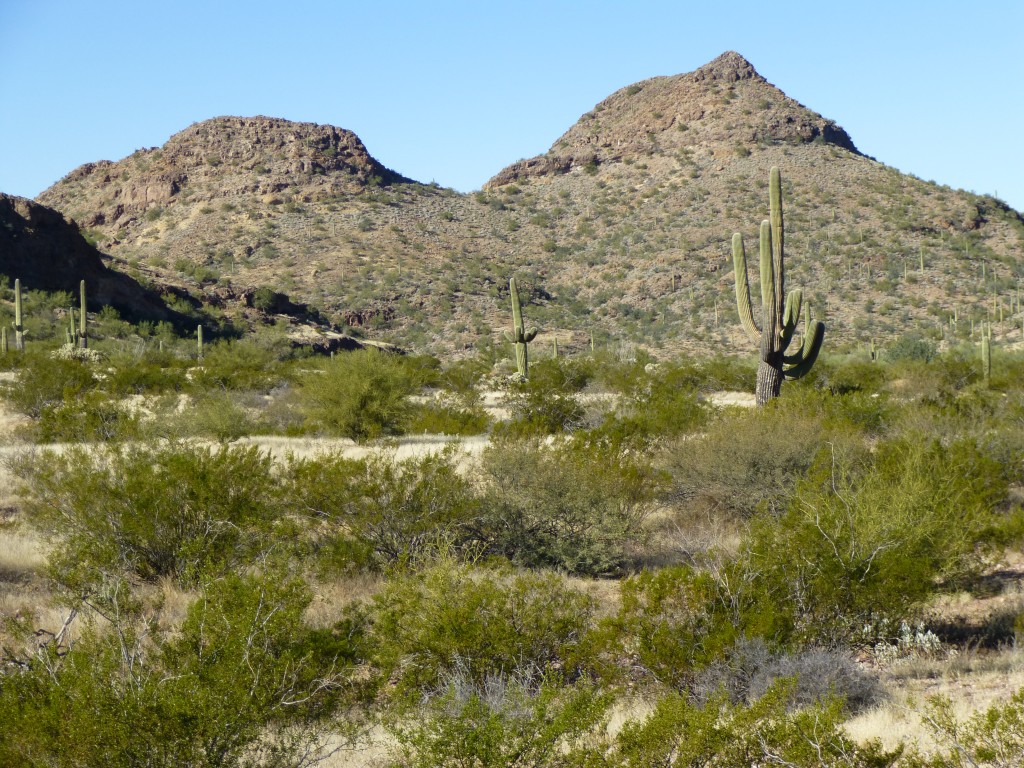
<box><xmin>29</xmin><ymin>52</ymin><xmax>1024</xmax><ymax>357</ymax></box>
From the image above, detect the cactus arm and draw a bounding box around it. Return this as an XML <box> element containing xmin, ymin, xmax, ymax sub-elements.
<box><xmin>769</xmin><ymin>166</ymin><xmax>785</xmax><ymax>325</ymax></box>
<box><xmin>732</xmin><ymin>232</ymin><xmax>761</xmax><ymax>343</ymax></box>
<box><xmin>503</xmin><ymin>330</ymin><xmax>515</xmax><ymax>343</ymax></box>
<box><xmin>783</xmin><ymin>320</ymin><xmax>825</xmax><ymax>378</ymax></box>
<box><xmin>525</xmin><ymin>328</ymin><xmax>538</xmax><ymax>343</ymax></box>
<box><xmin>779</xmin><ymin>289</ymin><xmax>803</xmax><ymax>351</ymax></box>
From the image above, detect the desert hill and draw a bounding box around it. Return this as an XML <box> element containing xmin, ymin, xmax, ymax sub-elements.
<box><xmin>28</xmin><ymin>52</ymin><xmax>1024</xmax><ymax>357</ymax></box>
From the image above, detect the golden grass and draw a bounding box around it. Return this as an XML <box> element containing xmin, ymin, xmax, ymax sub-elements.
<box><xmin>0</xmin><ymin>524</ymin><xmax>47</xmax><ymax>578</ymax></box>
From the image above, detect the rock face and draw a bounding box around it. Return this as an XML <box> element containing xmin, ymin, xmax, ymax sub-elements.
<box><xmin>487</xmin><ymin>51</ymin><xmax>858</xmax><ymax>187</ymax></box>
<box><xmin>0</xmin><ymin>194</ymin><xmax>172</xmax><ymax>320</ymax></box>
<box><xmin>39</xmin><ymin>116</ymin><xmax>412</xmax><ymax>231</ymax></box>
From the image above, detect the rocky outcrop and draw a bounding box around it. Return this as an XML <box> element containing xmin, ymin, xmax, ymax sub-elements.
<box><xmin>39</xmin><ymin>116</ymin><xmax>415</xmax><ymax>231</ymax></box>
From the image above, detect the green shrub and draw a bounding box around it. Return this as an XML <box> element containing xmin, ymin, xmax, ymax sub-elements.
<box><xmin>1</xmin><ymin>349</ymin><xmax>97</xmax><ymax>417</ymax></box>
<box><xmin>599</xmin><ymin>564</ymin><xmax>759</xmax><ymax>690</ymax></box>
<box><xmin>408</xmin><ymin>399</ymin><xmax>490</xmax><ymax>435</ymax></box>
<box><xmin>0</xmin><ymin>571</ymin><xmax>357</xmax><ymax>768</ymax></box>
<box><xmin>388</xmin><ymin>671</ymin><xmax>608</xmax><ymax>768</ymax></box>
<box><xmin>593</xmin><ymin>681</ymin><xmax>898</xmax><ymax>768</ymax></box>
<box><xmin>917</xmin><ymin>686</ymin><xmax>1024</xmax><ymax>767</ymax></box>
<box><xmin>477</xmin><ymin>436</ymin><xmax>660</xmax><ymax>576</ymax></box>
<box><xmin>370</xmin><ymin>559</ymin><xmax>597</xmax><ymax>695</ymax></box>
<box><xmin>285</xmin><ymin>447</ymin><xmax>480</xmax><ymax>570</ymax></box>
<box><xmin>745</xmin><ymin>436</ymin><xmax>1006</xmax><ymax>646</ymax></box>
<box><xmin>667</xmin><ymin>400</ymin><xmax>842</xmax><ymax>517</ymax></box>
<box><xmin>298</xmin><ymin>349</ymin><xmax>420</xmax><ymax>441</ymax></box>
<box><xmin>15</xmin><ymin>442</ymin><xmax>286</xmax><ymax>587</ymax></box>
<box><xmin>188</xmin><ymin>339</ymin><xmax>285</xmax><ymax>392</ymax></box>
<box><xmin>36</xmin><ymin>391</ymin><xmax>142</xmax><ymax>443</ymax></box>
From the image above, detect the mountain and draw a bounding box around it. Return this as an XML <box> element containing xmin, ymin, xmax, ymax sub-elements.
<box><xmin>31</xmin><ymin>53</ymin><xmax>1024</xmax><ymax>357</ymax></box>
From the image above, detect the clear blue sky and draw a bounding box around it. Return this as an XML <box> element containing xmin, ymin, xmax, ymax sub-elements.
<box><xmin>2</xmin><ymin>1</ymin><xmax>1022</xmax><ymax>212</ymax></box>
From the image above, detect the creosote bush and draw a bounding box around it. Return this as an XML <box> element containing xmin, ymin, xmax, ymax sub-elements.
<box><xmin>369</xmin><ymin>558</ymin><xmax>597</xmax><ymax>696</ymax></box>
<box><xmin>0</xmin><ymin>571</ymin><xmax>359</xmax><ymax>768</ymax></box>
<box><xmin>14</xmin><ymin>442</ymin><xmax>287</xmax><ymax>588</ymax></box>
<box><xmin>477</xmin><ymin>435</ymin><xmax>662</xmax><ymax>576</ymax></box>
<box><xmin>285</xmin><ymin>446</ymin><xmax>481</xmax><ymax>571</ymax></box>
<box><xmin>298</xmin><ymin>349</ymin><xmax>423</xmax><ymax>441</ymax></box>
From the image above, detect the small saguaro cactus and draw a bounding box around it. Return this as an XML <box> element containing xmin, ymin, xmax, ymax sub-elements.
<box><xmin>981</xmin><ymin>322</ymin><xmax>992</xmax><ymax>385</ymax></box>
<box><xmin>197</xmin><ymin>324</ymin><xmax>205</xmax><ymax>360</ymax></box>
<box><xmin>13</xmin><ymin>278</ymin><xmax>24</xmax><ymax>351</ymax></box>
<box><xmin>78</xmin><ymin>280</ymin><xmax>88</xmax><ymax>349</ymax></box>
<box><xmin>1</xmin><ymin>326</ymin><xmax>7</xmax><ymax>354</ymax></box>
<box><xmin>504</xmin><ymin>277</ymin><xmax>538</xmax><ymax>378</ymax></box>
<box><xmin>732</xmin><ymin>167</ymin><xmax>825</xmax><ymax>405</ymax></box>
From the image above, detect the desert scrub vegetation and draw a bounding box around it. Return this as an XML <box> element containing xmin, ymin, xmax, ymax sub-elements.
<box><xmin>0</xmin><ymin>569</ymin><xmax>363</xmax><ymax>768</ymax></box>
<box><xmin>4</xmin><ymin>284</ymin><xmax>1024</xmax><ymax>764</ymax></box>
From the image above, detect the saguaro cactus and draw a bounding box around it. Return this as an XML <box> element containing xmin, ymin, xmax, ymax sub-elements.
<box><xmin>504</xmin><ymin>277</ymin><xmax>537</xmax><ymax>377</ymax></box>
<box><xmin>732</xmin><ymin>167</ymin><xmax>824</xmax><ymax>405</ymax></box>
<box><xmin>13</xmin><ymin>278</ymin><xmax>24</xmax><ymax>351</ymax></box>
<box><xmin>197</xmin><ymin>324</ymin><xmax>205</xmax><ymax>360</ymax></box>
<box><xmin>78</xmin><ymin>280</ymin><xmax>88</xmax><ymax>349</ymax></box>
<box><xmin>981</xmin><ymin>323</ymin><xmax>992</xmax><ymax>385</ymax></box>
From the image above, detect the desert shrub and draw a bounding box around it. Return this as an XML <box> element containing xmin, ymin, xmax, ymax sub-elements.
<box><xmin>298</xmin><ymin>349</ymin><xmax>420</xmax><ymax>441</ymax></box>
<box><xmin>104</xmin><ymin>347</ymin><xmax>188</xmax><ymax>395</ymax></box>
<box><xmin>603</xmin><ymin>366</ymin><xmax>710</xmax><ymax>442</ymax></box>
<box><xmin>171</xmin><ymin>390</ymin><xmax>260</xmax><ymax>442</ymax></box>
<box><xmin>916</xmin><ymin>686</ymin><xmax>1024</xmax><ymax>768</ymax></box>
<box><xmin>370</xmin><ymin>559</ymin><xmax>597</xmax><ymax>695</ymax></box>
<box><xmin>188</xmin><ymin>338</ymin><xmax>285</xmax><ymax>392</ymax></box>
<box><xmin>387</xmin><ymin>669</ymin><xmax>608</xmax><ymax>768</ymax></box>
<box><xmin>476</xmin><ymin>436</ymin><xmax>660</xmax><ymax>576</ymax></box>
<box><xmin>1</xmin><ymin>349</ymin><xmax>97</xmax><ymax>417</ymax></box>
<box><xmin>593</xmin><ymin>681</ymin><xmax>898</xmax><ymax>768</ymax></box>
<box><xmin>667</xmin><ymin>398</ymin><xmax>846</xmax><ymax>517</ymax></box>
<box><xmin>14</xmin><ymin>442</ymin><xmax>287</xmax><ymax>587</ymax></box>
<box><xmin>745</xmin><ymin>436</ymin><xmax>1006</xmax><ymax>646</ymax></box>
<box><xmin>284</xmin><ymin>447</ymin><xmax>480</xmax><ymax>570</ymax></box>
<box><xmin>693</xmin><ymin>637</ymin><xmax>883</xmax><ymax>714</ymax></box>
<box><xmin>598</xmin><ymin>564</ymin><xmax>764</xmax><ymax>690</ymax></box>
<box><xmin>886</xmin><ymin>332</ymin><xmax>938</xmax><ymax>363</ymax></box>
<box><xmin>822</xmin><ymin>357</ymin><xmax>888</xmax><ymax>395</ymax></box>
<box><xmin>36</xmin><ymin>390</ymin><xmax>142</xmax><ymax>443</ymax></box>
<box><xmin>0</xmin><ymin>572</ymin><xmax>357</xmax><ymax>768</ymax></box>
<box><xmin>407</xmin><ymin>399</ymin><xmax>490</xmax><ymax>435</ymax></box>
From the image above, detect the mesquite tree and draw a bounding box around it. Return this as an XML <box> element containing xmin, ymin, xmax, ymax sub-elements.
<box><xmin>732</xmin><ymin>167</ymin><xmax>824</xmax><ymax>405</ymax></box>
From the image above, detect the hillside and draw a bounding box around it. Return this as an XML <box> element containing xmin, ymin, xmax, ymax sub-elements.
<box><xmin>33</xmin><ymin>52</ymin><xmax>1024</xmax><ymax>357</ymax></box>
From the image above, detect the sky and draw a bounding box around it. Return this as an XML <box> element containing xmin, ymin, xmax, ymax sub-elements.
<box><xmin>2</xmin><ymin>1</ymin><xmax>1023</xmax><ymax>211</ymax></box>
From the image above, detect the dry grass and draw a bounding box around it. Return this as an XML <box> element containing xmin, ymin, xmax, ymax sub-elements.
<box><xmin>846</xmin><ymin>645</ymin><xmax>1024</xmax><ymax>753</ymax></box>
<box><xmin>0</xmin><ymin>523</ymin><xmax>46</xmax><ymax>579</ymax></box>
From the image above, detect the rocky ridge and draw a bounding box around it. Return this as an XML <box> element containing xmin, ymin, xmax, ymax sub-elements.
<box><xmin>23</xmin><ymin>53</ymin><xmax>1024</xmax><ymax>358</ymax></box>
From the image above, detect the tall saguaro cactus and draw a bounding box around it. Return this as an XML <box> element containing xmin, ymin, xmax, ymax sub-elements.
<box><xmin>504</xmin><ymin>277</ymin><xmax>538</xmax><ymax>378</ymax></box>
<box><xmin>732</xmin><ymin>167</ymin><xmax>824</xmax><ymax>405</ymax></box>
<box><xmin>13</xmin><ymin>278</ymin><xmax>24</xmax><ymax>351</ymax></box>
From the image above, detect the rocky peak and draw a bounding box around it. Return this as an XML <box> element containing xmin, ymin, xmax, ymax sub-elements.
<box><xmin>39</xmin><ymin>116</ymin><xmax>412</xmax><ymax>233</ymax></box>
<box><xmin>691</xmin><ymin>50</ymin><xmax>760</xmax><ymax>83</ymax></box>
<box><xmin>487</xmin><ymin>51</ymin><xmax>858</xmax><ymax>187</ymax></box>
